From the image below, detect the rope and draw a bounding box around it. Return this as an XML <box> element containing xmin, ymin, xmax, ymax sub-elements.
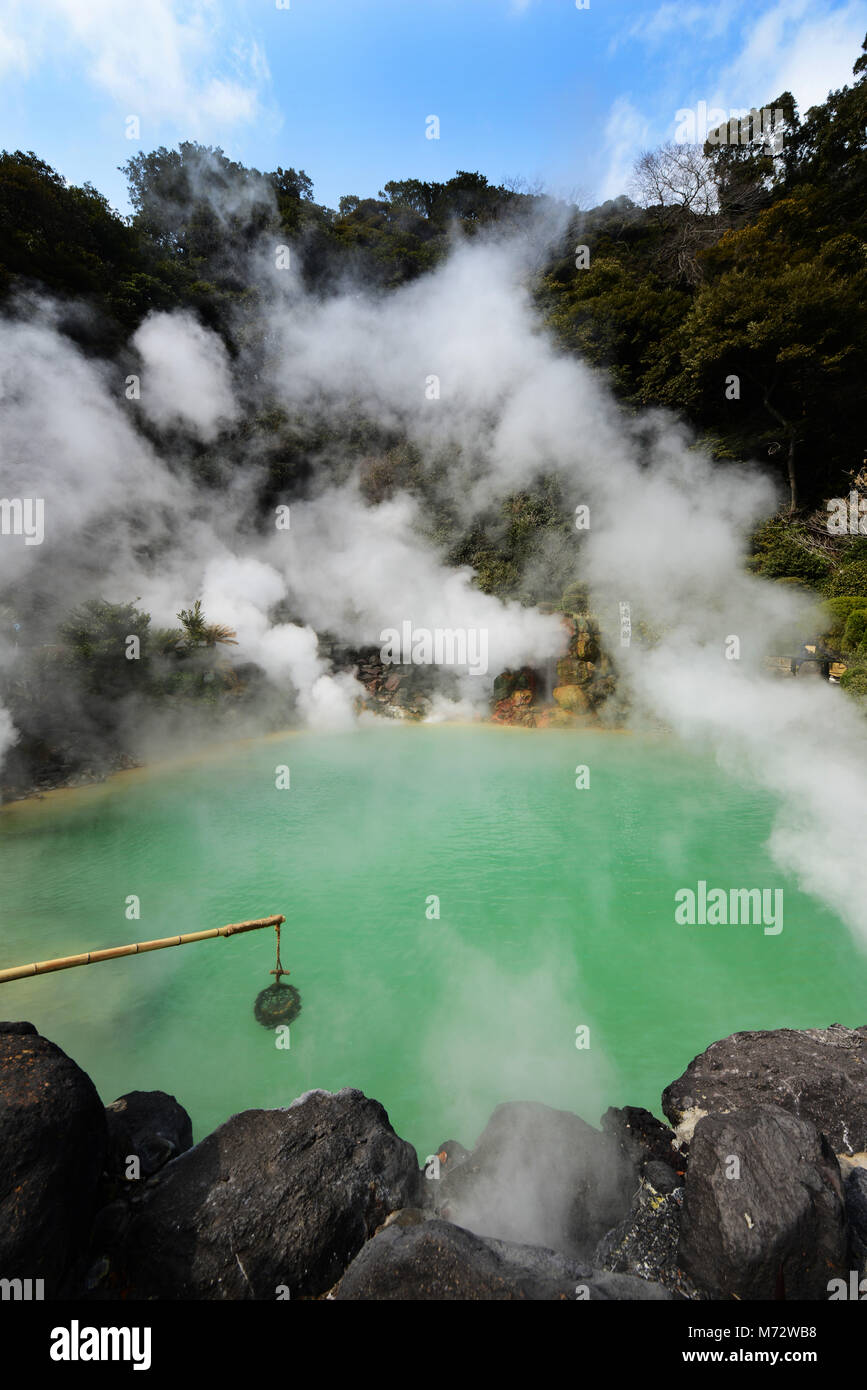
<box><xmin>270</xmin><ymin>920</ymin><xmax>289</xmax><ymax>984</ymax></box>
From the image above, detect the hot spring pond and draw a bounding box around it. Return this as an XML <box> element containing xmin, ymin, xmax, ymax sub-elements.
<box><xmin>1</xmin><ymin>725</ymin><xmax>864</xmax><ymax>1157</ymax></box>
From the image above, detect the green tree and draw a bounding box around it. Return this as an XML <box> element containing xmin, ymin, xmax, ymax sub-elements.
<box><xmin>656</xmin><ymin>189</ymin><xmax>867</xmax><ymax>510</ymax></box>
<box><xmin>58</xmin><ymin>599</ymin><xmax>151</xmax><ymax>698</ymax></box>
<box><xmin>176</xmin><ymin>600</ymin><xmax>238</xmax><ymax>651</ymax></box>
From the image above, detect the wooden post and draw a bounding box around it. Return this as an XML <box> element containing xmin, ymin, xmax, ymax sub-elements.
<box><xmin>0</xmin><ymin>914</ymin><xmax>285</xmax><ymax>984</ymax></box>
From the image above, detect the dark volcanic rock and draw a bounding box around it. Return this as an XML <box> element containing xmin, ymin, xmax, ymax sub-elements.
<box><xmin>432</xmin><ymin>1101</ymin><xmax>635</xmax><ymax>1258</ymax></box>
<box><xmin>601</xmin><ymin>1105</ymin><xmax>682</xmax><ymax>1175</ymax></box>
<box><xmin>0</xmin><ymin>1024</ymin><xmax>107</xmax><ymax>1296</ymax></box>
<box><xmin>662</xmin><ymin>1023</ymin><xmax>867</xmax><ymax>1153</ymax></box>
<box><xmin>845</xmin><ymin>1167</ymin><xmax>867</xmax><ymax>1274</ymax></box>
<box><xmin>643</xmin><ymin>1160</ymin><xmax>681</xmax><ymax>1195</ymax></box>
<box><xmin>433</xmin><ymin>1139</ymin><xmax>470</xmax><ymax>1169</ymax></box>
<box><xmin>594</xmin><ymin>1170</ymin><xmax>703</xmax><ymax>1300</ymax></box>
<box><xmin>678</xmin><ymin>1105</ymin><xmax>848</xmax><ymax>1300</ymax></box>
<box><xmin>419</xmin><ymin>1138</ymin><xmax>470</xmax><ymax>1189</ymax></box>
<box><xmin>0</xmin><ymin>1021</ymin><xmax>37</xmax><ymax>1035</ymax></box>
<box><xmin>120</xmin><ymin>1087</ymin><xmax>420</xmax><ymax>1299</ymax></box>
<box><xmin>334</xmin><ymin>1219</ymin><xmax>678</xmax><ymax>1300</ymax></box>
<box><xmin>377</xmin><ymin>1206</ymin><xmax>429</xmax><ymax>1232</ymax></box>
<box><xmin>105</xmin><ymin>1090</ymin><xmax>193</xmax><ymax>1178</ymax></box>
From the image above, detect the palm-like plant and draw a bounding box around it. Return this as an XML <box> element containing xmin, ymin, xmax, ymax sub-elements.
<box><xmin>176</xmin><ymin>600</ymin><xmax>238</xmax><ymax>650</ymax></box>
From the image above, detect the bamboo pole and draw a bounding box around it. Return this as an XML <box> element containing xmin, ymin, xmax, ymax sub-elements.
<box><xmin>0</xmin><ymin>914</ymin><xmax>285</xmax><ymax>984</ymax></box>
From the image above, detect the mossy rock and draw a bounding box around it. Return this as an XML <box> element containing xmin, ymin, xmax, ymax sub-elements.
<box><xmin>588</xmin><ymin>675</ymin><xmax>617</xmax><ymax>704</ymax></box>
<box><xmin>573</xmin><ymin>633</ymin><xmax>600</xmax><ymax>661</ymax></box>
<box><xmin>557</xmin><ymin>656</ymin><xmax>594</xmax><ymax>685</ymax></box>
<box><xmin>553</xmin><ymin>684</ymin><xmax>592</xmax><ymax>713</ymax></box>
<box><xmin>492</xmin><ymin>666</ymin><xmax>541</xmax><ymax>702</ymax></box>
<box><xmin>492</xmin><ymin>671</ymin><xmax>518</xmax><ymax>701</ymax></box>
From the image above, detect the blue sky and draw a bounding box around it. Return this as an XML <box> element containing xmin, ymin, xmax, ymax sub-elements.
<box><xmin>1</xmin><ymin>0</ymin><xmax>865</xmax><ymax>216</ymax></box>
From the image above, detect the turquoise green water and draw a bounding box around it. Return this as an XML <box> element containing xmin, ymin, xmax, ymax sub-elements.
<box><xmin>0</xmin><ymin>725</ymin><xmax>864</xmax><ymax>1158</ymax></box>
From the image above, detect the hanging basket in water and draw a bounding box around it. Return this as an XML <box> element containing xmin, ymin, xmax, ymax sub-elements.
<box><xmin>254</xmin><ymin>981</ymin><xmax>302</xmax><ymax>1028</ymax></box>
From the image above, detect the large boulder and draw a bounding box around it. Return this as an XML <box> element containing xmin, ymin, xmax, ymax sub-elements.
<box><xmin>0</xmin><ymin>1022</ymin><xmax>107</xmax><ymax>1297</ymax></box>
<box><xmin>105</xmin><ymin>1090</ymin><xmax>193</xmax><ymax>1178</ymax></box>
<box><xmin>677</xmin><ymin>1105</ymin><xmax>848</xmax><ymax>1300</ymax></box>
<box><xmin>552</xmin><ymin>684</ymin><xmax>592</xmax><ymax>714</ymax></box>
<box><xmin>120</xmin><ymin>1087</ymin><xmax>420</xmax><ymax>1299</ymax></box>
<box><xmin>662</xmin><ymin>1023</ymin><xmax>867</xmax><ymax>1153</ymax></box>
<box><xmin>430</xmin><ymin>1101</ymin><xmax>635</xmax><ymax>1259</ymax></box>
<box><xmin>334</xmin><ymin>1219</ymin><xmax>677</xmax><ymax>1300</ymax></box>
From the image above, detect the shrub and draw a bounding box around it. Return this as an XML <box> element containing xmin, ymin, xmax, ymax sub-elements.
<box><xmin>828</xmin><ymin>557</ymin><xmax>867</xmax><ymax>597</ymax></box>
<box><xmin>821</xmin><ymin>596</ymin><xmax>867</xmax><ymax>642</ymax></box>
<box><xmin>838</xmin><ymin>535</ymin><xmax>867</xmax><ymax>564</ymax></box>
<box><xmin>749</xmin><ymin>520</ymin><xmax>832</xmax><ymax>586</ymax></box>
<box><xmin>842</xmin><ymin>609</ymin><xmax>867</xmax><ymax>654</ymax></box>
<box><xmin>58</xmin><ymin>598</ymin><xmax>151</xmax><ymax>697</ymax></box>
<box><xmin>840</xmin><ymin>662</ymin><xmax>867</xmax><ymax>698</ymax></box>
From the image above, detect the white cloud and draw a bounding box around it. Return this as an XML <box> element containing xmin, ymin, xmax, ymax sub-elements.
<box><xmin>712</xmin><ymin>0</ymin><xmax>867</xmax><ymax>113</ymax></box>
<box><xmin>596</xmin><ymin>95</ymin><xmax>650</xmax><ymax>201</ymax></box>
<box><xmin>623</xmin><ymin>1</ymin><xmax>734</xmax><ymax>48</ymax></box>
<box><xmin>3</xmin><ymin>0</ymin><xmax>269</xmax><ymax>133</ymax></box>
<box><xmin>0</xmin><ymin>10</ymin><xmax>29</xmax><ymax>79</ymax></box>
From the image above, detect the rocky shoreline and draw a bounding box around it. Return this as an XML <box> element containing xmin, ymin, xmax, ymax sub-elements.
<box><xmin>0</xmin><ymin>750</ymin><xmax>143</xmax><ymax>806</ymax></box>
<box><xmin>1</xmin><ymin>1019</ymin><xmax>865</xmax><ymax>1300</ymax></box>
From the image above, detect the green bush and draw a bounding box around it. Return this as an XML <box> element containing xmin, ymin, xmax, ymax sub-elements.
<box><xmin>842</xmin><ymin>609</ymin><xmax>867</xmax><ymax>653</ymax></box>
<box><xmin>840</xmin><ymin>662</ymin><xmax>867</xmax><ymax>697</ymax></box>
<box><xmin>838</xmin><ymin>535</ymin><xmax>867</xmax><ymax>564</ymax></box>
<box><xmin>821</xmin><ymin>596</ymin><xmax>867</xmax><ymax>642</ymax></box>
<box><xmin>749</xmin><ymin>521</ymin><xmax>832</xmax><ymax>586</ymax></box>
<box><xmin>828</xmin><ymin>557</ymin><xmax>867</xmax><ymax>596</ymax></box>
<box><xmin>58</xmin><ymin>598</ymin><xmax>151</xmax><ymax>697</ymax></box>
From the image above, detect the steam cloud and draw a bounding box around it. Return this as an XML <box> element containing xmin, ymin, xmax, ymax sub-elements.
<box><xmin>0</xmin><ymin>701</ymin><xmax>16</xmax><ymax>768</ymax></box>
<box><xmin>2</xmin><ymin>184</ymin><xmax>867</xmax><ymax>964</ymax></box>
